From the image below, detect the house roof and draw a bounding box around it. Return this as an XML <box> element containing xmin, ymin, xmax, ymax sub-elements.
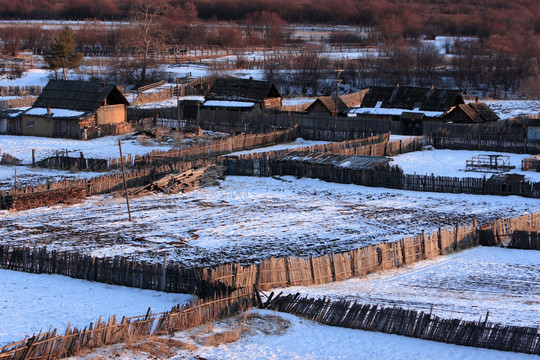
<box><xmin>32</xmin><ymin>80</ymin><xmax>129</xmax><ymax>112</ymax></box>
<box><xmin>340</xmin><ymin>89</ymin><xmax>369</xmax><ymax>107</ymax></box>
<box><xmin>361</xmin><ymin>86</ymin><xmax>464</xmax><ymax>112</ymax></box>
<box><xmin>305</xmin><ymin>95</ymin><xmax>348</xmax><ymax>114</ymax></box>
<box><xmin>444</xmin><ymin>103</ymin><xmax>500</xmax><ymax>123</ymax></box>
<box><xmin>204</xmin><ymin>78</ymin><xmax>281</xmax><ymax>103</ymax></box>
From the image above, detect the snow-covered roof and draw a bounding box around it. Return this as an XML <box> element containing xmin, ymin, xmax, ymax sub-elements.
<box><xmin>203</xmin><ymin>100</ymin><xmax>256</xmax><ymax>108</ymax></box>
<box><xmin>347</xmin><ymin>107</ymin><xmax>445</xmax><ymax>118</ymax></box>
<box><xmin>24</xmin><ymin>107</ymin><xmax>88</xmax><ymax>118</ymax></box>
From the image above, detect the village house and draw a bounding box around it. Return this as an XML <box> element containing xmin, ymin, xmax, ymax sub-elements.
<box><xmin>442</xmin><ymin>102</ymin><xmax>500</xmax><ymax>124</ymax></box>
<box><xmin>347</xmin><ymin>86</ymin><xmax>464</xmax><ymax>135</ymax></box>
<box><xmin>202</xmin><ymin>77</ymin><xmax>282</xmax><ymax>112</ymax></box>
<box><xmin>18</xmin><ymin>80</ymin><xmax>130</xmax><ymax>140</ymax></box>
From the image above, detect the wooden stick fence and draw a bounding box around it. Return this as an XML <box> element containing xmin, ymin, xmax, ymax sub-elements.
<box><xmin>0</xmin><ymin>287</ymin><xmax>255</xmax><ymax>360</ymax></box>
<box><xmin>0</xmin><ymin>212</ymin><xmax>538</xmax><ymax>358</ymax></box>
<box><xmin>224</xmin><ymin>146</ymin><xmax>540</xmax><ymax>198</ymax></box>
<box><xmin>264</xmin><ymin>293</ymin><xmax>540</xmax><ymax>355</ymax></box>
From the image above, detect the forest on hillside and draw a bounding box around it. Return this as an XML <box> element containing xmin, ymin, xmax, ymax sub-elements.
<box><xmin>0</xmin><ymin>0</ymin><xmax>539</xmax><ymax>39</ymax></box>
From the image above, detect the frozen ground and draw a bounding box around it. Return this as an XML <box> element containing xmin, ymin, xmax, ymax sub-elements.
<box><xmin>0</xmin><ymin>165</ymin><xmax>102</xmax><ymax>191</ymax></box>
<box><xmin>227</xmin><ymin>138</ymin><xmax>330</xmax><ymax>156</ymax></box>
<box><xmin>391</xmin><ymin>148</ymin><xmax>540</xmax><ymax>182</ymax></box>
<box><xmin>275</xmin><ymin>247</ymin><xmax>540</xmax><ymax>328</ymax></box>
<box><xmin>68</xmin><ymin>309</ymin><xmax>537</xmax><ymax>360</ymax></box>
<box><xmin>0</xmin><ymin>176</ymin><xmax>537</xmax><ymax>268</ymax></box>
<box><xmin>0</xmin><ymin>269</ymin><xmax>193</xmax><ymax>347</ymax></box>
<box><xmin>0</xmin><ymin>134</ymin><xmax>169</xmax><ymax>164</ymax></box>
<box><xmin>483</xmin><ymin>100</ymin><xmax>540</xmax><ymax>120</ymax></box>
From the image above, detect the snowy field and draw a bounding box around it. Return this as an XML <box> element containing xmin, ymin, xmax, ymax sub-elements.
<box><xmin>68</xmin><ymin>309</ymin><xmax>537</xmax><ymax>360</ymax></box>
<box><xmin>0</xmin><ymin>176</ymin><xmax>538</xmax><ymax>268</ymax></box>
<box><xmin>391</xmin><ymin>148</ymin><xmax>540</xmax><ymax>182</ymax></box>
<box><xmin>0</xmin><ymin>134</ymin><xmax>169</xmax><ymax>164</ymax></box>
<box><xmin>0</xmin><ymin>269</ymin><xmax>193</xmax><ymax>346</ymax></box>
<box><xmin>274</xmin><ymin>247</ymin><xmax>540</xmax><ymax>328</ymax></box>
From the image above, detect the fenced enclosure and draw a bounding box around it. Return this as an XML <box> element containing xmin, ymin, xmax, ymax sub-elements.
<box><xmin>223</xmin><ymin>141</ymin><xmax>540</xmax><ymax>198</ymax></box>
<box><xmin>264</xmin><ymin>293</ymin><xmax>540</xmax><ymax>355</ymax></box>
<box><xmin>0</xmin><ymin>287</ymin><xmax>255</xmax><ymax>360</ymax></box>
<box><xmin>0</xmin><ymin>212</ymin><xmax>538</xmax><ymax>357</ymax></box>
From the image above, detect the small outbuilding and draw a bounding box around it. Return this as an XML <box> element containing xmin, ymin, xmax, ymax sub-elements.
<box><xmin>20</xmin><ymin>80</ymin><xmax>130</xmax><ymax>140</ymax></box>
<box><xmin>203</xmin><ymin>77</ymin><xmax>282</xmax><ymax>112</ymax></box>
<box><xmin>442</xmin><ymin>102</ymin><xmax>500</xmax><ymax>124</ymax></box>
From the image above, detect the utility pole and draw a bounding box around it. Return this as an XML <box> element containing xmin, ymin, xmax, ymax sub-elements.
<box><xmin>118</xmin><ymin>139</ymin><xmax>132</xmax><ymax>222</ymax></box>
<box><xmin>334</xmin><ymin>68</ymin><xmax>343</xmax><ymax>130</ymax></box>
<box><xmin>176</xmin><ymin>77</ymin><xmax>181</xmax><ymax>130</ymax></box>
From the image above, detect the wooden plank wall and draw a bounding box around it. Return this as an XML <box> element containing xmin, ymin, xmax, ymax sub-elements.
<box><xmin>265</xmin><ymin>293</ymin><xmax>540</xmax><ymax>356</ymax></box>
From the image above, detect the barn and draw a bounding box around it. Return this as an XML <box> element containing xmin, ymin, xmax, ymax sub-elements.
<box><xmin>203</xmin><ymin>77</ymin><xmax>282</xmax><ymax>112</ymax></box>
<box><xmin>19</xmin><ymin>80</ymin><xmax>130</xmax><ymax>140</ymax></box>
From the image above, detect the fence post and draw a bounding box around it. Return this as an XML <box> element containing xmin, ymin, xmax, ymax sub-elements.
<box><xmin>309</xmin><ymin>256</ymin><xmax>315</xmax><ymax>285</ymax></box>
<box><xmin>454</xmin><ymin>222</ymin><xmax>459</xmax><ymax>251</ymax></box>
<box><xmin>438</xmin><ymin>226</ymin><xmax>442</xmax><ymax>254</ymax></box>
<box><xmin>161</xmin><ymin>254</ymin><xmax>167</xmax><ymax>291</ymax></box>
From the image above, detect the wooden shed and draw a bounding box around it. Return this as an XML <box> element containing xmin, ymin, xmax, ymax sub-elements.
<box><xmin>442</xmin><ymin>102</ymin><xmax>500</xmax><ymax>124</ymax></box>
<box><xmin>203</xmin><ymin>77</ymin><xmax>282</xmax><ymax>112</ymax></box>
<box><xmin>20</xmin><ymin>80</ymin><xmax>129</xmax><ymax>140</ymax></box>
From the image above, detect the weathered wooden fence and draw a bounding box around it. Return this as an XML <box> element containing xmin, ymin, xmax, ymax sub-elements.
<box><xmin>478</xmin><ymin>212</ymin><xmax>540</xmax><ymax>249</ymax></box>
<box><xmin>132</xmin><ymin>126</ymin><xmax>298</xmax><ymax>167</ymax></box>
<box><xmin>0</xmin><ymin>245</ymin><xmax>254</xmax><ymax>299</ymax></box>
<box><xmin>223</xmin><ymin>146</ymin><xmax>540</xmax><ymax>198</ymax></box>
<box><xmin>0</xmin><ymin>212</ymin><xmax>538</xmax><ymax>357</ymax></box>
<box><xmin>0</xmin><ymin>287</ymin><xmax>255</xmax><ymax>360</ymax></box>
<box><xmin>427</xmin><ymin>136</ymin><xmax>540</xmax><ymax>155</ymax></box>
<box><xmin>264</xmin><ymin>293</ymin><xmax>540</xmax><ymax>355</ymax></box>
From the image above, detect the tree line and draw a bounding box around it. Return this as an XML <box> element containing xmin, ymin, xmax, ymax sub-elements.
<box><xmin>0</xmin><ymin>0</ymin><xmax>538</xmax><ymax>40</ymax></box>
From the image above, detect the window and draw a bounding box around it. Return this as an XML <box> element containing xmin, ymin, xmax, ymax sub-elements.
<box><xmin>26</xmin><ymin>119</ymin><xmax>34</xmax><ymax>129</ymax></box>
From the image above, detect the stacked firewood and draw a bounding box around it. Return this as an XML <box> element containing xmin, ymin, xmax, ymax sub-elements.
<box><xmin>131</xmin><ymin>165</ymin><xmax>225</xmax><ymax>196</ymax></box>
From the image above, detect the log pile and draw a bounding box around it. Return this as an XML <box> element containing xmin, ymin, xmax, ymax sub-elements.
<box><xmin>131</xmin><ymin>165</ymin><xmax>225</xmax><ymax>196</ymax></box>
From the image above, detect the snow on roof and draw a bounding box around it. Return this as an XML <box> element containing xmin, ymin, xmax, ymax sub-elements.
<box><xmin>347</xmin><ymin>107</ymin><xmax>445</xmax><ymax>118</ymax></box>
<box><xmin>203</xmin><ymin>100</ymin><xmax>256</xmax><ymax>108</ymax></box>
<box><xmin>24</xmin><ymin>107</ymin><xmax>88</xmax><ymax>118</ymax></box>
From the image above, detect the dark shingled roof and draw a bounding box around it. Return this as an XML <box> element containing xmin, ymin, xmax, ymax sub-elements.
<box><xmin>32</xmin><ymin>80</ymin><xmax>129</xmax><ymax>112</ymax></box>
<box><xmin>361</xmin><ymin>86</ymin><xmax>464</xmax><ymax>112</ymax></box>
<box><xmin>205</xmin><ymin>78</ymin><xmax>281</xmax><ymax>103</ymax></box>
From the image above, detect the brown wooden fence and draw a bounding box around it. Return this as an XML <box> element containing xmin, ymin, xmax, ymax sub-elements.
<box><xmin>0</xmin><ymin>212</ymin><xmax>537</xmax><ymax>357</ymax></box>
<box><xmin>478</xmin><ymin>212</ymin><xmax>540</xmax><ymax>249</ymax></box>
<box><xmin>223</xmin><ymin>144</ymin><xmax>540</xmax><ymax>198</ymax></box>
<box><xmin>0</xmin><ymin>287</ymin><xmax>255</xmax><ymax>360</ymax></box>
<box><xmin>264</xmin><ymin>293</ymin><xmax>540</xmax><ymax>355</ymax></box>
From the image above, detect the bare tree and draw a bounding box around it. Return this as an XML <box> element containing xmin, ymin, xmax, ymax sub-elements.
<box><xmin>128</xmin><ymin>0</ymin><xmax>168</xmax><ymax>84</ymax></box>
<box><xmin>411</xmin><ymin>43</ymin><xmax>443</xmax><ymax>87</ymax></box>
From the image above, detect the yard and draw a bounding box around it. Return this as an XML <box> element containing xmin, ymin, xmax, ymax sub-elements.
<box><xmin>0</xmin><ymin>176</ymin><xmax>538</xmax><ymax>268</ymax></box>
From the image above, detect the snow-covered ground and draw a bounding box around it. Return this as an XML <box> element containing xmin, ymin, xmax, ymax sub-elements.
<box><xmin>0</xmin><ymin>134</ymin><xmax>168</xmax><ymax>164</ymax></box>
<box><xmin>69</xmin><ymin>309</ymin><xmax>537</xmax><ymax>360</ymax></box>
<box><xmin>0</xmin><ymin>269</ymin><xmax>193</xmax><ymax>346</ymax></box>
<box><xmin>227</xmin><ymin>138</ymin><xmax>330</xmax><ymax>156</ymax></box>
<box><xmin>274</xmin><ymin>247</ymin><xmax>540</xmax><ymax>328</ymax></box>
<box><xmin>391</xmin><ymin>148</ymin><xmax>540</xmax><ymax>182</ymax></box>
<box><xmin>0</xmin><ymin>176</ymin><xmax>537</xmax><ymax>267</ymax></box>
<box><xmin>483</xmin><ymin>100</ymin><xmax>540</xmax><ymax>120</ymax></box>
<box><xmin>0</xmin><ymin>165</ymin><xmax>102</xmax><ymax>191</ymax></box>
